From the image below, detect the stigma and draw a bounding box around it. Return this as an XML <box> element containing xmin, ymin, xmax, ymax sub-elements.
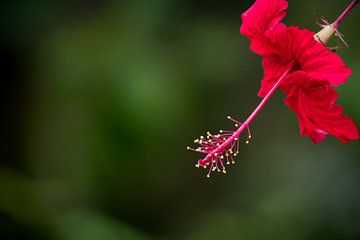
<box><xmin>187</xmin><ymin>116</ymin><xmax>251</xmax><ymax>178</ymax></box>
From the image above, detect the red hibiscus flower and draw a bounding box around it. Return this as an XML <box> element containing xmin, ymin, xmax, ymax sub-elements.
<box><xmin>240</xmin><ymin>0</ymin><xmax>358</xmax><ymax>143</ymax></box>
<box><xmin>188</xmin><ymin>0</ymin><xmax>359</xmax><ymax>177</ymax></box>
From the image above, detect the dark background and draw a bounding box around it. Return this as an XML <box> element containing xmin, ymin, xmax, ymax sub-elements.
<box><xmin>1</xmin><ymin>0</ymin><xmax>360</xmax><ymax>239</ymax></box>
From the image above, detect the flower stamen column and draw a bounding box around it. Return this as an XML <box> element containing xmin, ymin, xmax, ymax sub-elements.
<box><xmin>188</xmin><ymin>61</ymin><xmax>296</xmax><ymax>177</ymax></box>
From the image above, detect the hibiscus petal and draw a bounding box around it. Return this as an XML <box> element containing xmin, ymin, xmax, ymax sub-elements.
<box><xmin>268</xmin><ymin>26</ymin><xmax>352</xmax><ymax>86</ymax></box>
<box><xmin>258</xmin><ymin>54</ymin><xmax>290</xmax><ymax>97</ymax></box>
<box><xmin>284</xmin><ymin>75</ymin><xmax>359</xmax><ymax>144</ymax></box>
<box><xmin>300</xmin><ymin>41</ymin><xmax>352</xmax><ymax>86</ymax></box>
<box><xmin>240</xmin><ymin>0</ymin><xmax>288</xmax><ymax>55</ymax></box>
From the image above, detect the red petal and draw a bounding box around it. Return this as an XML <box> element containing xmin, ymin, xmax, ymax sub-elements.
<box><xmin>240</xmin><ymin>0</ymin><xmax>288</xmax><ymax>55</ymax></box>
<box><xmin>285</xmin><ymin>73</ymin><xmax>359</xmax><ymax>144</ymax></box>
<box><xmin>267</xmin><ymin>27</ymin><xmax>352</xmax><ymax>86</ymax></box>
<box><xmin>258</xmin><ymin>27</ymin><xmax>352</xmax><ymax>96</ymax></box>
<box><xmin>258</xmin><ymin>54</ymin><xmax>290</xmax><ymax>97</ymax></box>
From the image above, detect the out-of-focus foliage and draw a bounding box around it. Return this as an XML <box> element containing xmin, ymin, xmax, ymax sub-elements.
<box><xmin>1</xmin><ymin>0</ymin><xmax>360</xmax><ymax>239</ymax></box>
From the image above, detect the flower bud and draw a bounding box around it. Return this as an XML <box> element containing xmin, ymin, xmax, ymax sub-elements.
<box><xmin>314</xmin><ymin>24</ymin><xmax>336</xmax><ymax>44</ymax></box>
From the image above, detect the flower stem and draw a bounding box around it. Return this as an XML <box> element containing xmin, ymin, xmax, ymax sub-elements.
<box><xmin>332</xmin><ymin>0</ymin><xmax>360</xmax><ymax>28</ymax></box>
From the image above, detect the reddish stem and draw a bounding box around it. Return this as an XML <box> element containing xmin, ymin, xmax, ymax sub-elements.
<box><xmin>332</xmin><ymin>0</ymin><xmax>360</xmax><ymax>28</ymax></box>
<box><xmin>199</xmin><ymin>61</ymin><xmax>295</xmax><ymax>166</ymax></box>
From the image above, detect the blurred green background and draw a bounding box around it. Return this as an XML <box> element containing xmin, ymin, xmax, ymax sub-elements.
<box><xmin>1</xmin><ymin>0</ymin><xmax>360</xmax><ymax>239</ymax></box>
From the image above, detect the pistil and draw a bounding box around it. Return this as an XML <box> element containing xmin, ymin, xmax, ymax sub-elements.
<box><xmin>189</xmin><ymin>61</ymin><xmax>296</xmax><ymax>177</ymax></box>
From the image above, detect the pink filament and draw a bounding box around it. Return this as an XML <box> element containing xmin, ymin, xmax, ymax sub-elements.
<box><xmin>198</xmin><ymin>61</ymin><xmax>296</xmax><ymax>167</ymax></box>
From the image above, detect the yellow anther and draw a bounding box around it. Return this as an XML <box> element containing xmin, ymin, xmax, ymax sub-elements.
<box><xmin>222</xmin><ymin>169</ymin><xmax>227</xmax><ymax>174</ymax></box>
<box><xmin>246</xmin><ymin>140</ymin><xmax>250</xmax><ymax>144</ymax></box>
<box><xmin>195</xmin><ymin>164</ymin><xmax>199</xmax><ymax>168</ymax></box>
<box><xmin>186</xmin><ymin>146</ymin><xmax>190</xmax><ymax>150</ymax></box>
